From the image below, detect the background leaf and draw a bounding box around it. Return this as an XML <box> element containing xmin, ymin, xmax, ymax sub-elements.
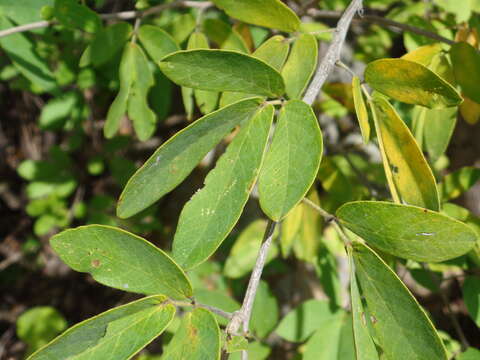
<box><xmin>54</xmin><ymin>0</ymin><xmax>101</xmax><ymax>33</ymax></box>
<box><xmin>338</xmin><ymin>201</ymin><xmax>478</xmax><ymax>262</ymax></box>
<box><xmin>50</xmin><ymin>225</ymin><xmax>193</xmax><ymax>299</ymax></box>
<box><xmin>450</xmin><ymin>42</ymin><xmax>480</xmax><ymax>103</ymax></box>
<box><xmin>117</xmin><ymin>98</ymin><xmax>262</xmax><ymax>218</ymax></box>
<box><xmin>172</xmin><ymin>105</ymin><xmax>273</xmax><ymax>269</ymax></box>
<box><xmin>28</xmin><ymin>296</ymin><xmax>174</xmax><ymax>360</ymax></box>
<box><xmin>259</xmin><ymin>100</ymin><xmax>322</xmax><ymax>220</ymax></box>
<box><xmin>138</xmin><ymin>25</ymin><xmax>179</xmax><ymax>62</ymax></box>
<box><xmin>463</xmin><ymin>276</ymin><xmax>480</xmax><ymax>327</ymax></box>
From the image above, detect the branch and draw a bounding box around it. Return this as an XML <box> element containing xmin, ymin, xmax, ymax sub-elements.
<box><xmin>303</xmin><ymin>0</ymin><xmax>364</xmax><ymax>105</ymax></box>
<box><xmin>171</xmin><ymin>300</ymin><xmax>233</xmax><ymax>320</ymax></box>
<box><xmin>308</xmin><ymin>8</ymin><xmax>455</xmax><ymax>46</ymax></box>
<box><xmin>0</xmin><ymin>1</ymin><xmax>212</xmax><ymax>39</ymax></box>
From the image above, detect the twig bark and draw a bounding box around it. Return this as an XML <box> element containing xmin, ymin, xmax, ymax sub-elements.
<box><xmin>303</xmin><ymin>0</ymin><xmax>364</xmax><ymax>105</ymax></box>
<box><xmin>0</xmin><ymin>1</ymin><xmax>212</xmax><ymax>39</ymax></box>
<box><xmin>308</xmin><ymin>9</ymin><xmax>455</xmax><ymax>46</ymax></box>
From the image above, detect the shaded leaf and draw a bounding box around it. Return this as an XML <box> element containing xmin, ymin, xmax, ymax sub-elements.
<box><xmin>159</xmin><ymin>49</ymin><xmax>284</xmax><ymax>97</ymax></box>
<box><xmin>463</xmin><ymin>276</ymin><xmax>480</xmax><ymax>327</ymax></box>
<box><xmin>211</xmin><ymin>0</ymin><xmax>300</xmax><ymax>33</ymax></box>
<box><xmin>423</xmin><ymin>107</ymin><xmax>457</xmax><ymax>162</ymax></box>
<box><xmin>370</xmin><ymin>96</ymin><xmax>440</xmax><ymax>210</ymax></box>
<box><xmin>54</xmin><ymin>0</ymin><xmax>101</xmax><ymax>33</ymax></box>
<box><xmin>203</xmin><ymin>18</ymin><xmax>249</xmax><ymax>53</ymax></box>
<box><xmin>281</xmin><ymin>33</ymin><xmax>318</xmax><ymax>99</ymax></box>
<box><xmin>251</xmin><ymin>281</ymin><xmax>279</xmax><ymax>338</ymax></box>
<box><xmin>337</xmin><ymin>201</ymin><xmax>478</xmax><ymax>262</ymax></box>
<box><xmin>163</xmin><ymin>308</ymin><xmax>220</xmax><ymax>360</ymax></box>
<box><xmin>352</xmin><ymin>242</ymin><xmax>447</xmax><ymax>360</ymax></box>
<box><xmin>172</xmin><ymin>105</ymin><xmax>273</xmax><ymax>269</ymax></box>
<box><xmin>440</xmin><ymin>167</ymin><xmax>480</xmax><ymax>201</ymax></box>
<box><xmin>50</xmin><ymin>225</ymin><xmax>193</xmax><ymax>299</ymax></box>
<box><xmin>28</xmin><ymin>296</ymin><xmax>175</xmax><ymax>360</ymax></box>
<box><xmin>352</xmin><ymin>76</ymin><xmax>370</xmax><ymax>143</ymax></box>
<box><xmin>365</xmin><ymin>58</ymin><xmax>462</xmax><ymax>108</ymax></box>
<box><xmin>259</xmin><ymin>100</ymin><xmax>323</xmax><ymax>221</ymax></box>
<box><xmin>117</xmin><ymin>97</ymin><xmax>262</xmax><ymax>218</ymax></box>
<box><xmin>450</xmin><ymin>42</ymin><xmax>480</xmax><ymax>103</ymax></box>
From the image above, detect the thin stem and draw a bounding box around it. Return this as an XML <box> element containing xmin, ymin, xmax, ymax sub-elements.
<box><xmin>131</xmin><ymin>16</ymin><xmax>142</xmax><ymax>43</ymax></box>
<box><xmin>336</xmin><ymin>60</ymin><xmax>357</xmax><ymax>79</ymax></box>
<box><xmin>303</xmin><ymin>0</ymin><xmax>364</xmax><ymax>105</ymax></box>
<box><xmin>308</xmin><ymin>9</ymin><xmax>455</xmax><ymax>46</ymax></box>
<box><xmin>171</xmin><ymin>300</ymin><xmax>233</xmax><ymax>320</ymax></box>
<box><xmin>0</xmin><ymin>1</ymin><xmax>212</xmax><ymax>39</ymax></box>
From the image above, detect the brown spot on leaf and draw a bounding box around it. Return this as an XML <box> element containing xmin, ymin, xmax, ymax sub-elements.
<box><xmin>91</xmin><ymin>259</ymin><xmax>101</xmax><ymax>268</ymax></box>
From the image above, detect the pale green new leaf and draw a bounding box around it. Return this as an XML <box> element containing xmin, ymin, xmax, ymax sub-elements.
<box><xmin>281</xmin><ymin>33</ymin><xmax>318</xmax><ymax>99</ymax></box>
<box><xmin>259</xmin><ymin>100</ymin><xmax>323</xmax><ymax>221</ymax></box>
<box><xmin>211</xmin><ymin>0</ymin><xmax>300</xmax><ymax>33</ymax></box>
<box><xmin>220</xmin><ymin>35</ymin><xmax>290</xmax><ymax>107</ymax></box>
<box><xmin>163</xmin><ymin>308</ymin><xmax>220</xmax><ymax>360</ymax></box>
<box><xmin>365</xmin><ymin>58</ymin><xmax>462</xmax><ymax>108</ymax></box>
<box><xmin>138</xmin><ymin>25</ymin><xmax>179</xmax><ymax>62</ymax></box>
<box><xmin>0</xmin><ymin>16</ymin><xmax>57</xmax><ymax>92</ymax></box>
<box><xmin>349</xmin><ymin>257</ymin><xmax>379</xmax><ymax>360</ymax></box>
<box><xmin>370</xmin><ymin>96</ymin><xmax>440</xmax><ymax>210</ymax></box>
<box><xmin>352</xmin><ymin>76</ymin><xmax>370</xmax><ymax>143</ymax></box>
<box><xmin>224</xmin><ymin>219</ymin><xmax>278</xmax><ymax>279</ymax></box>
<box><xmin>337</xmin><ymin>201</ymin><xmax>478</xmax><ymax>262</ymax></box>
<box><xmin>352</xmin><ymin>242</ymin><xmax>447</xmax><ymax>360</ymax></box>
<box><xmin>450</xmin><ymin>42</ymin><xmax>480</xmax><ymax>104</ymax></box>
<box><xmin>117</xmin><ymin>97</ymin><xmax>262</xmax><ymax>218</ymax></box>
<box><xmin>172</xmin><ymin>105</ymin><xmax>273</xmax><ymax>269</ymax></box>
<box><xmin>50</xmin><ymin>225</ymin><xmax>193</xmax><ymax>299</ymax></box>
<box><xmin>28</xmin><ymin>296</ymin><xmax>175</xmax><ymax>360</ymax></box>
<box><xmin>159</xmin><ymin>49</ymin><xmax>285</xmax><ymax>97</ymax></box>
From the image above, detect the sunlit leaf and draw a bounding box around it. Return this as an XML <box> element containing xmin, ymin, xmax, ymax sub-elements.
<box><xmin>338</xmin><ymin>201</ymin><xmax>478</xmax><ymax>262</ymax></box>
<box><xmin>51</xmin><ymin>225</ymin><xmax>193</xmax><ymax>299</ymax></box>
<box><xmin>138</xmin><ymin>25</ymin><xmax>179</xmax><ymax>62</ymax></box>
<box><xmin>352</xmin><ymin>76</ymin><xmax>370</xmax><ymax>143</ymax></box>
<box><xmin>172</xmin><ymin>105</ymin><xmax>273</xmax><ymax>269</ymax></box>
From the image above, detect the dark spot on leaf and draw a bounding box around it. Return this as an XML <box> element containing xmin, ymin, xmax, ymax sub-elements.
<box><xmin>391</xmin><ymin>165</ymin><xmax>399</xmax><ymax>174</ymax></box>
<box><xmin>91</xmin><ymin>259</ymin><xmax>101</xmax><ymax>268</ymax></box>
<box><xmin>423</xmin><ymin>209</ymin><xmax>428</xmax><ymax>213</ymax></box>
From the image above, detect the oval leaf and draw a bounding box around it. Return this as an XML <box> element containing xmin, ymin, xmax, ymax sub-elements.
<box><xmin>281</xmin><ymin>33</ymin><xmax>318</xmax><ymax>100</ymax></box>
<box><xmin>138</xmin><ymin>24</ymin><xmax>179</xmax><ymax>62</ymax></box>
<box><xmin>28</xmin><ymin>296</ymin><xmax>174</xmax><ymax>360</ymax></box>
<box><xmin>371</xmin><ymin>96</ymin><xmax>440</xmax><ymax>211</ymax></box>
<box><xmin>352</xmin><ymin>242</ymin><xmax>447</xmax><ymax>360</ymax></box>
<box><xmin>50</xmin><ymin>225</ymin><xmax>193</xmax><ymax>299</ymax></box>
<box><xmin>117</xmin><ymin>97</ymin><xmax>262</xmax><ymax>218</ymax></box>
<box><xmin>337</xmin><ymin>201</ymin><xmax>478</xmax><ymax>262</ymax></box>
<box><xmin>450</xmin><ymin>42</ymin><xmax>480</xmax><ymax>104</ymax></box>
<box><xmin>365</xmin><ymin>58</ymin><xmax>462</xmax><ymax>108</ymax></box>
<box><xmin>159</xmin><ymin>49</ymin><xmax>285</xmax><ymax>97</ymax></box>
<box><xmin>163</xmin><ymin>308</ymin><xmax>221</xmax><ymax>360</ymax></box>
<box><xmin>211</xmin><ymin>0</ymin><xmax>300</xmax><ymax>33</ymax></box>
<box><xmin>352</xmin><ymin>76</ymin><xmax>370</xmax><ymax>143</ymax></box>
<box><xmin>172</xmin><ymin>105</ymin><xmax>273</xmax><ymax>269</ymax></box>
<box><xmin>259</xmin><ymin>100</ymin><xmax>323</xmax><ymax>221</ymax></box>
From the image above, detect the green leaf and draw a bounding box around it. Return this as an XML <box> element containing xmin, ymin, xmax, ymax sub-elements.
<box><xmin>259</xmin><ymin>100</ymin><xmax>323</xmax><ymax>221</ymax></box>
<box><xmin>39</xmin><ymin>91</ymin><xmax>79</xmax><ymax>130</ymax></box>
<box><xmin>349</xmin><ymin>257</ymin><xmax>379</xmax><ymax>360</ymax></box>
<box><xmin>0</xmin><ymin>0</ymin><xmax>54</xmax><ymax>25</ymax></box>
<box><xmin>28</xmin><ymin>296</ymin><xmax>175</xmax><ymax>360</ymax></box>
<box><xmin>365</xmin><ymin>58</ymin><xmax>462</xmax><ymax>108</ymax></box>
<box><xmin>352</xmin><ymin>242</ymin><xmax>447</xmax><ymax>360</ymax></box>
<box><xmin>422</xmin><ymin>107</ymin><xmax>457</xmax><ymax>162</ymax></box>
<box><xmin>463</xmin><ymin>276</ymin><xmax>480</xmax><ymax>327</ymax></box>
<box><xmin>224</xmin><ymin>219</ymin><xmax>278</xmax><ymax>279</ymax></box>
<box><xmin>229</xmin><ymin>342</ymin><xmax>270</xmax><ymax>360</ymax></box>
<box><xmin>0</xmin><ymin>16</ymin><xmax>57</xmax><ymax>92</ymax></box>
<box><xmin>303</xmin><ymin>314</ymin><xmax>355</xmax><ymax>360</ymax></box>
<box><xmin>172</xmin><ymin>105</ymin><xmax>273</xmax><ymax>269</ymax></box>
<box><xmin>401</xmin><ymin>43</ymin><xmax>443</xmax><ymax>66</ymax></box>
<box><xmin>450</xmin><ymin>42</ymin><xmax>480</xmax><ymax>104</ymax></box>
<box><xmin>225</xmin><ymin>335</ymin><xmax>249</xmax><ymax>353</ymax></box>
<box><xmin>117</xmin><ymin>97</ymin><xmax>262</xmax><ymax>218</ymax></box>
<box><xmin>159</xmin><ymin>49</ymin><xmax>284</xmax><ymax>97</ymax></box>
<box><xmin>203</xmin><ymin>18</ymin><xmax>249</xmax><ymax>53</ymax></box>
<box><xmin>138</xmin><ymin>25</ymin><xmax>179</xmax><ymax>62</ymax></box>
<box><xmin>211</xmin><ymin>0</ymin><xmax>300</xmax><ymax>33</ymax></box>
<box><xmin>337</xmin><ymin>201</ymin><xmax>478</xmax><ymax>262</ymax></box>
<box><xmin>81</xmin><ymin>22</ymin><xmax>132</xmax><ymax>67</ymax></box>
<box><xmin>352</xmin><ymin>76</ymin><xmax>370</xmax><ymax>143</ymax></box>
<box><xmin>104</xmin><ymin>43</ymin><xmax>157</xmax><ymax>141</ymax></box>
<box><xmin>458</xmin><ymin>348</ymin><xmax>480</xmax><ymax>360</ymax></box>
<box><xmin>54</xmin><ymin>0</ymin><xmax>101</xmax><ymax>33</ymax></box>
<box><xmin>17</xmin><ymin>306</ymin><xmax>67</xmax><ymax>354</ymax></box>
<box><xmin>440</xmin><ymin>167</ymin><xmax>480</xmax><ymax>201</ymax></box>
<box><xmin>163</xmin><ymin>308</ymin><xmax>220</xmax><ymax>360</ymax></box>
<box><xmin>275</xmin><ymin>299</ymin><xmax>342</xmax><ymax>342</ymax></box>
<box><xmin>220</xmin><ymin>35</ymin><xmax>290</xmax><ymax>107</ymax></box>
<box><xmin>50</xmin><ymin>225</ymin><xmax>193</xmax><ymax>299</ymax></box>
<box><xmin>193</xmin><ymin>289</ymin><xmax>239</xmax><ymax>326</ymax></box>
<box><xmin>370</xmin><ymin>96</ymin><xmax>440</xmax><ymax>211</ymax></box>
<box><xmin>251</xmin><ymin>280</ymin><xmax>279</xmax><ymax>338</ymax></box>
<box><xmin>281</xmin><ymin>33</ymin><xmax>318</xmax><ymax>99</ymax></box>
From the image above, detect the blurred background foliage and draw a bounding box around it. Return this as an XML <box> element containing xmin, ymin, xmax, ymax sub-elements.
<box><xmin>1</xmin><ymin>0</ymin><xmax>480</xmax><ymax>358</ymax></box>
